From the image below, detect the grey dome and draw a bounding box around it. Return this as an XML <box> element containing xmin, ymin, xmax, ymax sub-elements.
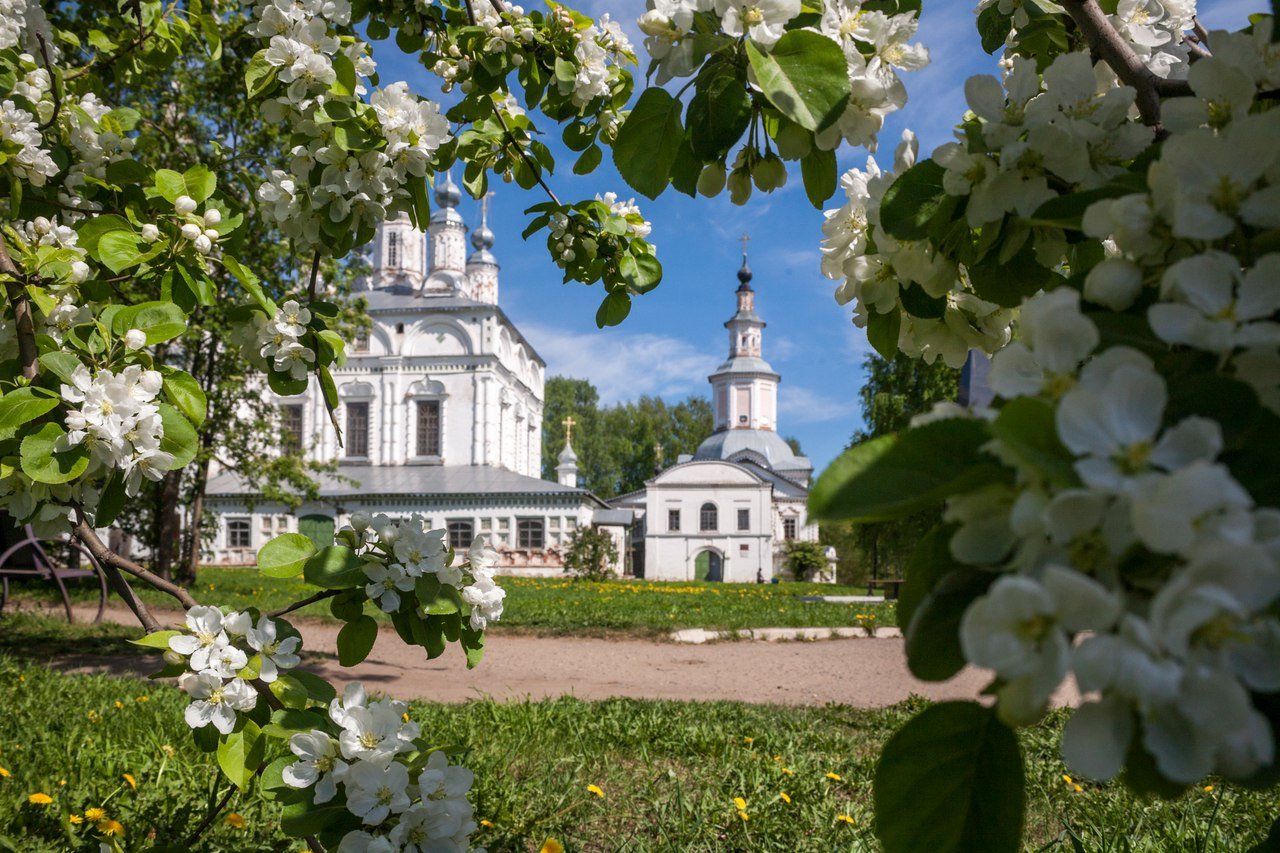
<box><xmin>471</xmin><ymin>223</ymin><xmax>495</xmax><ymax>250</ymax></box>
<box><xmin>434</xmin><ymin>172</ymin><xmax>461</xmax><ymax>207</ymax></box>
<box><xmin>693</xmin><ymin>429</ymin><xmax>811</xmax><ymax>474</ymax></box>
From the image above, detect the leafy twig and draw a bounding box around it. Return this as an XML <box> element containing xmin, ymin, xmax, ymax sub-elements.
<box><xmin>34</xmin><ymin>34</ymin><xmax>61</xmax><ymax>132</ymax></box>
<box><xmin>0</xmin><ymin>237</ymin><xmax>38</xmax><ymax>380</ymax></box>
<box><xmin>269</xmin><ymin>588</ymin><xmax>340</xmax><ymax>618</ymax></box>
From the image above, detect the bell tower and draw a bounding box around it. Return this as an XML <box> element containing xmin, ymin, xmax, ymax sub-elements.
<box><xmin>709</xmin><ymin>235</ymin><xmax>779</xmax><ymax>433</ymax></box>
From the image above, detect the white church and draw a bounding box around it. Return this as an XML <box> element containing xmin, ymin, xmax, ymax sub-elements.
<box><xmin>205</xmin><ymin>178</ymin><xmax>823</xmax><ymax>580</ymax></box>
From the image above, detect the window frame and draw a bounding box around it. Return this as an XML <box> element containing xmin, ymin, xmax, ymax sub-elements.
<box><xmin>667</xmin><ymin>508</ymin><xmax>681</xmax><ymax>532</ymax></box>
<box><xmin>783</xmin><ymin>517</ymin><xmax>798</xmax><ymax>540</ymax></box>
<box><xmin>227</xmin><ymin>517</ymin><xmax>252</xmax><ymax>549</ymax></box>
<box><xmin>388</xmin><ymin>231</ymin><xmax>399</xmax><ymax>267</ymax></box>
<box><xmin>517</xmin><ymin>518</ymin><xmax>545</xmax><ymax>549</ymax></box>
<box><xmin>280</xmin><ymin>404</ymin><xmax>304</xmax><ymax>450</ymax></box>
<box><xmin>415</xmin><ymin>399</ymin><xmax>442</xmax><ymax>458</ymax></box>
<box><xmin>737</xmin><ymin>508</ymin><xmax>750</xmax><ymax>531</ymax></box>
<box><xmin>447</xmin><ymin>519</ymin><xmax>474</xmax><ymax>550</ymax></box>
<box><xmin>699</xmin><ymin>502</ymin><xmax>718</xmax><ymax>533</ymax></box>
<box><xmin>345</xmin><ymin>401</ymin><xmax>370</xmax><ymax>458</ymax></box>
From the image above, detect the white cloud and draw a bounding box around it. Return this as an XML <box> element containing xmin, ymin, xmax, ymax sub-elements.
<box><xmin>779</xmin><ymin>384</ymin><xmax>862</xmax><ymax>425</ymax></box>
<box><xmin>521</xmin><ymin>321</ymin><xmax>720</xmax><ymax>404</ymax></box>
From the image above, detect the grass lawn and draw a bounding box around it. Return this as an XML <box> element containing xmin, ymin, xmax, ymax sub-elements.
<box><xmin>0</xmin><ymin>614</ymin><xmax>1274</xmax><ymax>851</ymax></box>
<box><xmin>10</xmin><ymin>570</ymin><xmax>896</xmax><ymax>638</ymax></box>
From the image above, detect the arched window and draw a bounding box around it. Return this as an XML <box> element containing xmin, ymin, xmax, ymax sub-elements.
<box><xmin>699</xmin><ymin>502</ymin><xmax>718</xmax><ymax>532</ymax></box>
<box><xmin>388</xmin><ymin>232</ymin><xmax>399</xmax><ymax>267</ymax></box>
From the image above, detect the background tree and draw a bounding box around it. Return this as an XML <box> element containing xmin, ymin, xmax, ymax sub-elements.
<box><xmin>825</xmin><ymin>352</ymin><xmax>959</xmax><ymax>585</ymax></box>
<box><xmin>784</xmin><ymin>539</ymin><xmax>828</xmax><ymax>582</ymax></box>
<box><xmin>562</xmin><ymin>526</ymin><xmax>619</xmax><ymax>581</ymax></box>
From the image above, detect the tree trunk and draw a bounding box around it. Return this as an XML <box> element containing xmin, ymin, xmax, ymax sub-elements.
<box><xmin>152</xmin><ymin>470</ymin><xmax>182</xmax><ymax>580</ymax></box>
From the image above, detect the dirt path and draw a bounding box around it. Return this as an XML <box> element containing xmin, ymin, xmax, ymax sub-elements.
<box><xmin>44</xmin><ymin>604</ymin><xmax>1079</xmax><ymax>708</ymax></box>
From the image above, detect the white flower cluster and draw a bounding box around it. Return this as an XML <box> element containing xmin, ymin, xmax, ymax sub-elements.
<box><xmin>249</xmin><ymin>299</ymin><xmax>317</xmax><ymax>381</ymax></box>
<box><xmin>821</xmin><ymin>130</ymin><xmax>1013</xmax><ymax>367</ymax></box>
<box><xmin>569</xmin><ymin>12</ymin><xmax>634</xmax><ymax>107</ymax></box>
<box><xmin>59</xmin><ymin>364</ymin><xmax>173</xmax><ymax>496</ymax></box>
<box><xmin>169</xmin><ymin>606</ymin><xmax>301</xmax><ymax>734</ymax></box>
<box><xmin>342</xmin><ymin>514</ymin><xmax>506</xmax><ymax>628</ymax></box>
<box><xmin>19</xmin><ymin>214</ymin><xmax>92</xmax><ymax>287</ymax></box>
<box><xmin>171</xmin><ymin>193</ymin><xmax>225</xmax><ymax>257</ymax></box>
<box><xmin>638</xmin><ymin>0</ymin><xmax>925</xmax><ymax>149</ymax></box>
<box><xmin>249</xmin><ymin>0</ymin><xmax>450</xmax><ymax>251</ymax></box>
<box><xmin>62</xmin><ymin>92</ymin><xmax>136</xmax><ymax>190</ymax></box>
<box><xmin>0</xmin><ymin>95</ymin><xmax>57</xmax><ymax>186</ymax></box>
<box><xmin>596</xmin><ymin>191</ymin><xmax>653</xmax><ymax>240</ymax></box>
<box><xmin>282</xmin><ymin>683</ymin><xmax>480</xmax><ymax>852</ymax></box>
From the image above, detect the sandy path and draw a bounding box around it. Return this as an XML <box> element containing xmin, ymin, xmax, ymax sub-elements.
<box><xmin>43</xmin><ymin>604</ymin><xmax>1079</xmax><ymax>708</ymax></box>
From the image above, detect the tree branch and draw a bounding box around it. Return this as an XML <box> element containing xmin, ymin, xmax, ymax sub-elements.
<box><xmin>0</xmin><ymin>236</ymin><xmax>38</xmax><ymax>380</ymax></box>
<box><xmin>269</xmin><ymin>588</ymin><xmax>340</xmax><ymax>618</ymax></box>
<box><xmin>34</xmin><ymin>34</ymin><xmax>61</xmax><ymax>132</ymax></box>
<box><xmin>98</xmin><ymin>559</ymin><xmax>162</xmax><ymax>633</ymax></box>
<box><xmin>184</xmin><ymin>782</ymin><xmax>237</xmax><ymax>845</ymax></box>
<box><xmin>75</xmin><ymin>518</ymin><xmax>200</xmax><ymax>609</ymax></box>
<box><xmin>307</xmin><ymin>250</ymin><xmax>321</xmax><ymax>301</ymax></box>
<box><xmin>1060</xmin><ymin>0</ymin><xmax>1193</xmax><ymax>130</ymax></box>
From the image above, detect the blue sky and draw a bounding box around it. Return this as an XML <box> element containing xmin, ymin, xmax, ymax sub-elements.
<box><xmin>371</xmin><ymin>0</ymin><xmax>1254</xmax><ymax>473</ymax></box>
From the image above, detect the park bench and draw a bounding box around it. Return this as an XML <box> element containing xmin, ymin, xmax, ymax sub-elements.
<box><xmin>0</xmin><ymin>525</ymin><xmax>107</xmax><ymax>624</ymax></box>
<box><xmin>866</xmin><ymin>578</ymin><xmax>905</xmax><ymax>600</ymax></box>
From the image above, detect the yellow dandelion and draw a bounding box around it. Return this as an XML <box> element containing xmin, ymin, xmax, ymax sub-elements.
<box><xmin>1073</xmin><ymin>784</ymin><xmax>1083</xmax><ymax>793</ymax></box>
<box><xmin>114</xmin><ymin>701</ymin><xmax>124</xmax><ymax>710</ymax></box>
<box><xmin>135</xmin><ymin>696</ymin><xmax>149</xmax><ymax>703</ymax></box>
<box><xmin>733</xmin><ymin>797</ymin><xmax>747</xmax><ymax>810</ymax></box>
<box><xmin>479</xmin><ymin>819</ymin><xmax>495</xmax><ymax>829</ymax></box>
<box><xmin>538</xmin><ymin>839</ymin><xmax>565</xmax><ymax>853</ymax></box>
<box><xmin>772</xmin><ymin>755</ymin><xmax>783</xmax><ymax>762</ymax></box>
<box><xmin>586</xmin><ymin>783</ymin><xmax>605</xmax><ymax>798</ymax></box>
<box><xmin>779</xmin><ymin>792</ymin><xmax>792</xmax><ymax>804</ymax></box>
<box><xmin>402</xmin><ymin>712</ymin><xmax>410</xmax><ymax>723</ymax></box>
<box><xmin>781</xmin><ymin>767</ymin><xmax>793</xmax><ymax>776</ymax></box>
<box><xmin>225</xmin><ymin>813</ymin><xmax>247</xmax><ymax>829</ymax></box>
<box><xmin>737</xmin><ymin>810</ymin><xmax>750</xmax><ymax>821</ymax></box>
<box><xmin>825</xmin><ymin>772</ymin><xmax>842</xmax><ymax>781</ymax></box>
<box><xmin>58</xmin><ymin>779</ymin><xmax>65</xmax><ymax>786</ymax></box>
<box><xmin>84</xmin><ymin>807</ymin><xmax>107</xmax><ymax>822</ymax></box>
<box><xmin>69</xmin><ymin>814</ymin><xmax>83</xmax><ymax>824</ymax></box>
<box><xmin>1062</xmin><ymin>774</ymin><xmax>1073</xmax><ymax>784</ymax></box>
<box><xmin>0</xmin><ymin>766</ymin><xmax>9</xmax><ymax>778</ymax></box>
<box><xmin>28</xmin><ymin>792</ymin><xmax>52</xmax><ymax>805</ymax></box>
<box><xmin>837</xmin><ymin>815</ymin><xmax>856</xmax><ymax>825</ymax></box>
<box><xmin>1203</xmin><ymin>785</ymin><xmax>1214</xmax><ymax>793</ymax></box>
<box><xmin>121</xmin><ymin>773</ymin><xmax>136</xmax><ymax>791</ymax></box>
<box><xmin>742</xmin><ymin>737</ymin><xmax>753</xmax><ymax>744</ymax></box>
<box><xmin>98</xmin><ymin>819</ymin><xmax>125</xmax><ymax>836</ymax></box>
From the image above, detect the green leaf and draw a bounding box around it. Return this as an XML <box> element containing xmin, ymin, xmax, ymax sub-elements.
<box><xmin>38</xmin><ymin>352</ymin><xmax>81</xmax><ymax>386</ymax></box>
<box><xmin>245</xmin><ymin>50</ymin><xmax>277</xmax><ymax>97</ymax></box>
<box><xmin>337</xmin><ymin>615</ymin><xmax>378</xmax><ymax>666</ymax></box>
<box><xmin>259</xmin><ymin>755</ymin><xmax>294</xmax><ymax>800</ymax></box>
<box><xmin>875</xmin><ymin>702</ymin><xmax>1025</xmax><ymax>853</ymax></box>
<box><xmin>573</xmin><ymin>145</ymin><xmax>603</xmax><ymax>175</ymax></box>
<box><xmin>160</xmin><ymin>369</ymin><xmax>207</xmax><ymax>427</ymax></box>
<box><xmin>303</xmin><ymin>546</ymin><xmax>365</xmax><ymax>589</ymax></box>
<box><xmin>866</xmin><ymin>310</ymin><xmax>901</xmax><ymax>361</ymax></box>
<box><xmin>183</xmin><ymin>165</ymin><xmax>216</xmax><ymax>203</ymax></box>
<box><xmin>1026</xmin><ymin>183</ymin><xmax>1141</xmax><ymax>231</ymax></box>
<box><xmin>281</xmin><ymin>799</ymin><xmax>353</xmax><ymax>837</ymax></box>
<box><xmin>159</xmin><ymin>403</ymin><xmax>198</xmax><ymax>470</ymax></box>
<box><xmin>97</xmin><ymin>230</ymin><xmax>145</xmax><ymax>274</ymax></box>
<box><xmin>879</xmin><ymin>161</ymin><xmax>949</xmax><ymax>241</ymax></box>
<box><xmin>461</xmin><ymin>626</ymin><xmax>485</xmax><ymax>669</ymax></box>
<box><xmin>800</xmin><ymin>146</ymin><xmax>837</xmax><ymax>209</ymax></box>
<box><xmin>130</xmin><ymin>629</ymin><xmax>181</xmax><ymax>650</ymax></box>
<box><xmin>988</xmin><ymin>397</ymin><xmax>1077</xmax><ymax>487</ymax></box>
<box><xmin>268</xmin><ymin>677</ymin><xmax>311</xmax><ymax>711</ymax></box>
<box><xmin>153</xmin><ymin>169</ymin><xmax>186</xmax><ymax>203</ymax></box>
<box><xmin>897</xmin><ymin>524</ymin><xmax>961</xmax><ymax>632</ymax></box>
<box><xmin>966</xmin><ymin>242</ymin><xmax>1053</xmax><ymax>308</ymax></box>
<box><xmin>223</xmin><ymin>256</ymin><xmax>275</xmax><ymax>314</ymax></box>
<box><xmin>687</xmin><ymin>68</ymin><xmax>751</xmax><ymax>159</ymax></box>
<box><xmin>76</xmin><ymin>214</ymin><xmax>132</xmax><ymax>254</ymax></box>
<box><xmin>809</xmin><ymin>419</ymin><xmax>1009</xmax><ymax>522</ymax></box>
<box><xmin>905</xmin><ymin>568</ymin><xmax>994</xmax><ymax>681</ymax></box>
<box><xmin>288</xmin><ymin>670</ymin><xmax>337</xmax><ymax>704</ymax></box>
<box><xmin>20</xmin><ymin>422</ymin><xmax>89</xmax><ymax>485</ymax></box>
<box><xmin>746</xmin><ymin>31</ymin><xmax>850</xmax><ymax>132</ymax></box>
<box><xmin>95</xmin><ymin>472</ymin><xmax>127</xmax><ymax>528</ymax></box>
<box><xmin>259</xmin><ymin>533</ymin><xmax>318</xmax><ymax>579</ymax></box>
<box><xmin>612</xmin><ymin>87</ymin><xmax>685</xmax><ymax>200</ymax></box>
<box><xmin>217</xmin><ymin>720</ymin><xmax>265</xmax><ymax>790</ymax></box>
<box><xmin>977</xmin><ymin>4</ymin><xmax>1013</xmax><ymax>53</ymax></box>
<box><xmin>0</xmin><ymin>387</ymin><xmax>58</xmax><ymax>429</ymax></box>
<box><xmin>330</xmin><ymin>51</ymin><xmax>356</xmax><ymax>96</ymax></box>
<box><xmin>595</xmin><ymin>291</ymin><xmax>632</xmax><ymax>328</ymax></box>
<box><xmin>116</xmin><ymin>300</ymin><xmax>188</xmax><ymax>344</ymax></box>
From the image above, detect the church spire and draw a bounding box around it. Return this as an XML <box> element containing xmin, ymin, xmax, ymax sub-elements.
<box><xmin>556</xmin><ymin>416</ymin><xmax>579</xmax><ymax>488</ymax></box>
<box><xmin>466</xmin><ymin>191</ymin><xmax>500</xmax><ymax>304</ymax></box>
<box><xmin>425</xmin><ymin>171</ymin><xmax>467</xmax><ymax>293</ymax></box>
<box><xmin>709</xmin><ymin>239</ymin><xmax>778</xmax><ymax>432</ymax></box>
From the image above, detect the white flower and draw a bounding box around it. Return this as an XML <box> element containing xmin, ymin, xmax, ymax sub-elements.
<box><xmin>988</xmin><ymin>288</ymin><xmax>1098</xmax><ymax>399</ymax></box>
<box><xmin>714</xmin><ymin>0</ymin><xmax>798</xmax><ymax>47</ymax></box>
<box><xmin>1149</xmin><ymin>252</ymin><xmax>1280</xmax><ymax>353</ymax></box>
<box><xmin>364</xmin><ymin>561</ymin><xmax>414</xmax><ymax>612</ymax></box>
<box><xmin>246</xmin><ymin>615</ymin><xmax>302</xmax><ymax>681</ymax></box>
<box><xmin>961</xmin><ymin>567</ymin><xmax>1121</xmax><ymax>725</ymax></box>
<box><xmin>1084</xmin><ymin>258</ymin><xmax>1144</xmax><ymax>311</ymax></box>
<box><xmin>333</xmin><ymin>690</ymin><xmax>419</xmax><ymax>763</ymax></box>
<box><xmin>392</xmin><ymin>523</ymin><xmax>446</xmax><ymax>575</ymax></box>
<box><xmin>174</xmin><ymin>195</ymin><xmax>197</xmax><ymax>215</ymax></box>
<box><xmin>168</xmin><ymin>605</ymin><xmax>229</xmax><ymax>672</ymax></box>
<box><xmin>343</xmin><ymin>759</ymin><xmax>411</xmax><ymax>825</ymax></box>
<box><xmin>468</xmin><ymin>535</ymin><xmax>499</xmax><ymax>572</ymax></box>
<box><xmin>204</xmin><ymin>640</ymin><xmax>249</xmax><ymax>679</ymax></box>
<box><xmin>124</xmin><ymin>329</ymin><xmax>147</xmax><ymax>350</ymax></box>
<box><xmin>283</xmin><ymin>730</ymin><xmax>346</xmax><ymax>803</ymax></box>
<box><xmin>1130</xmin><ymin>462</ymin><xmax>1253</xmax><ymax>556</ymax></box>
<box><xmin>462</xmin><ymin>571</ymin><xmax>506</xmax><ymax>631</ymax></box>
<box><xmin>180</xmin><ymin>222</ymin><xmax>201</xmax><ymax>241</ymax></box>
<box><xmin>178</xmin><ymin>672</ymin><xmax>257</xmax><ymax>734</ymax></box>
<box><xmin>337</xmin><ymin>831</ymin><xmax>395</xmax><ymax>853</ymax></box>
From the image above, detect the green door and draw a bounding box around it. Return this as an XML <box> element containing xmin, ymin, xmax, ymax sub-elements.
<box><xmin>694</xmin><ymin>551</ymin><xmax>723</xmax><ymax>582</ymax></box>
<box><xmin>298</xmin><ymin>514</ymin><xmax>335</xmax><ymax>550</ymax></box>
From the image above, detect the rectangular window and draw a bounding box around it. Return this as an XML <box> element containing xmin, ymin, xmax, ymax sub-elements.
<box><xmin>227</xmin><ymin>518</ymin><xmax>252</xmax><ymax>549</ymax></box>
<box><xmin>783</xmin><ymin>518</ymin><xmax>798</xmax><ymax>540</ymax></box>
<box><xmin>416</xmin><ymin>400</ymin><xmax>441</xmax><ymax>457</ymax></box>
<box><xmin>700</xmin><ymin>503</ymin><xmax>718</xmax><ymax>532</ymax></box>
<box><xmin>667</xmin><ymin>509</ymin><xmax>680</xmax><ymax>532</ymax></box>
<box><xmin>281</xmin><ymin>404</ymin><xmax>303</xmax><ymax>449</ymax></box>
<box><xmin>447</xmin><ymin>520</ymin><xmax>474</xmax><ymax>550</ymax></box>
<box><xmin>517</xmin><ymin>518</ymin><xmax>545</xmax><ymax>549</ymax></box>
<box><xmin>346</xmin><ymin>402</ymin><xmax>369</xmax><ymax>458</ymax></box>
<box><xmin>737</xmin><ymin>508</ymin><xmax>750</xmax><ymax>531</ymax></box>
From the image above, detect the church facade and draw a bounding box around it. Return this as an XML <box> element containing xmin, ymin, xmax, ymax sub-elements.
<box><xmin>204</xmin><ymin>177</ymin><xmax>615</xmax><ymax>572</ymax></box>
<box><xmin>611</xmin><ymin>256</ymin><xmax>827</xmax><ymax>582</ymax></box>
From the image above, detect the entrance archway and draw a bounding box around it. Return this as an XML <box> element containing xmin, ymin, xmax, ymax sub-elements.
<box><xmin>694</xmin><ymin>549</ymin><xmax>723</xmax><ymax>582</ymax></box>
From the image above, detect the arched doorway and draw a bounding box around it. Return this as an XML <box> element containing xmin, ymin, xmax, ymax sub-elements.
<box><xmin>298</xmin><ymin>514</ymin><xmax>335</xmax><ymax>550</ymax></box>
<box><xmin>694</xmin><ymin>550</ymin><xmax>723</xmax><ymax>582</ymax></box>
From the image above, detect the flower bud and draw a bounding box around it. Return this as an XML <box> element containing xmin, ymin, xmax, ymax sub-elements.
<box><xmin>350</xmin><ymin>511</ymin><xmax>372</xmax><ymax>532</ymax></box>
<box><xmin>727</xmin><ymin>168</ymin><xmax>753</xmax><ymax>206</ymax></box>
<box><xmin>752</xmin><ymin>152</ymin><xmax>787</xmax><ymax>192</ymax></box>
<box><xmin>180</xmin><ymin>223</ymin><xmax>201</xmax><ymax>241</ymax></box>
<box><xmin>32</xmin><ymin>216</ymin><xmax>51</xmax><ymax>233</ymax></box>
<box><xmin>511</xmin><ymin>53</ymin><xmax>524</xmax><ymax>66</ymax></box>
<box><xmin>124</xmin><ymin>328</ymin><xmax>147</xmax><ymax>350</ymax></box>
<box><xmin>69</xmin><ymin>261</ymin><xmax>90</xmax><ymax>283</ymax></box>
<box><xmin>203</xmin><ymin>228</ymin><xmax>220</xmax><ymax>241</ymax></box>
<box><xmin>174</xmin><ymin>195</ymin><xmax>197</xmax><ymax>215</ymax></box>
<box><xmin>697</xmin><ymin>161</ymin><xmax>726</xmax><ymax>197</ymax></box>
<box><xmin>163</xmin><ymin>650</ymin><xmax>184</xmax><ymax>667</ymax></box>
<box><xmin>140</xmin><ymin>223</ymin><xmax>160</xmax><ymax>242</ymax></box>
<box><xmin>194</xmin><ymin>234</ymin><xmax>213</xmax><ymax>254</ymax></box>
<box><xmin>773</xmin><ymin>122</ymin><xmax>812</xmax><ymax>161</ymax></box>
<box><xmin>202</xmin><ymin>209</ymin><xmax>222</xmax><ymax>226</ymax></box>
